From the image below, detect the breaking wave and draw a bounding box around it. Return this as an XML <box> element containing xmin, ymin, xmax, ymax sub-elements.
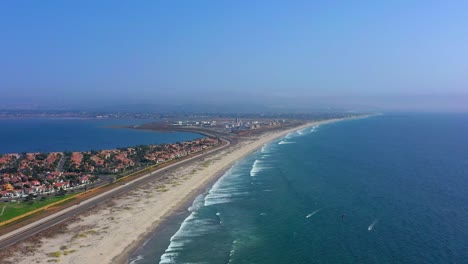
<box><xmin>283</xmin><ymin>124</ymin><xmax>321</xmax><ymax>141</ymax></box>
<box><xmin>310</xmin><ymin>125</ymin><xmax>319</xmax><ymax>132</ymax></box>
<box><xmin>278</xmin><ymin>140</ymin><xmax>295</xmax><ymax>145</ymax></box>
<box><xmin>129</xmin><ymin>255</ymin><xmax>144</xmax><ymax>264</ymax></box>
<box><xmin>204</xmin><ymin>167</ymin><xmax>248</xmax><ymax>206</ymax></box>
<box><xmin>159</xmin><ymin>211</ymin><xmax>220</xmax><ymax>263</ymax></box>
<box><xmin>261</xmin><ymin>144</ymin><xmax>271</xmax><ymax>154</ymax></box>
<box><xmin>249</xmin><ymin>159</ymin><xmax>272</xmax><ymax>176</ymax></box>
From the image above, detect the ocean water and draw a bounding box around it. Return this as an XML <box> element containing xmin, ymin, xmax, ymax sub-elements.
<box><xmin>0</xmin><ymin>119</ymin><xmax>202</xmax><ymax>154</ymax></box>
<box><xmin>130</xmin><ymin>113</ymin><xmax>468</xmax><ymax>264</ymax></box>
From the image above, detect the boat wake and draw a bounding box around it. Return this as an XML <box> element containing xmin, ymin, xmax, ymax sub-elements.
<box><xmin>306</xmin><ymin>209</ymin><xmax>321</xmax><ymax>218</ymax></box>
<box><xmin>368</xmin><ymin>219</ymin><xmax>379</xmax><ymax>231</ymax></box>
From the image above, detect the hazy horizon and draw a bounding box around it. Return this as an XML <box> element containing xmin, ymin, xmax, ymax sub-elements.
<box><xmin>1</xmin><ymin>1</ymin><xmax>468</xmax><ymax>112</ymax></box>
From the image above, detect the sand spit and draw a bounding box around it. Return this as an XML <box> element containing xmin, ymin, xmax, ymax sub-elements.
<box><xmin>1</xmin><ymin>119</ymin><xmax>348</xmax><ymax>264</ymax></box>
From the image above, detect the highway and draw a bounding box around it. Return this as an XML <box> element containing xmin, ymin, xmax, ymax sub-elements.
<box><xmin>0</xmin><ymin>138</ymin><xmax>231</xmax><ymax>250</ymax></box>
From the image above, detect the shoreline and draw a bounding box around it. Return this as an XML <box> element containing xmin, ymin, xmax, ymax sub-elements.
<box><xmin>120</xmin><ymin>164</ymin><xmax>229</xmax><ymax>264</ymax></box>
<box><xmin>1</xmin><ymin>116</ymin><xmax>366</xmax><ymax>264</ymax></box>
<box><xmin>119</xmin><ymin>117</ymin><xmax>359</xmax><ymax>263</ymax></box>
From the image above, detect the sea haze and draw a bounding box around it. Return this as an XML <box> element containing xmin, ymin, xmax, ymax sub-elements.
<box><xmin>130</xmin><ymin>113</ymin><xmax>468</xmax><ymax>264</ymax></box>
<box><xmin>0</xmin><ymin>119</ymin><xmax>202</xmax><ymax>154</ymax></box>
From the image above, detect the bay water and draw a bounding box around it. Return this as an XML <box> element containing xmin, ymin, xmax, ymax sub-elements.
<box><xmin>0</xmin><ymin>118</ymin><xmax>201</xmax><ymax>154</ymax></box>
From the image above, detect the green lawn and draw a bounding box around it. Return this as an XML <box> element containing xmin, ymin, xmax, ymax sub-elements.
<box><xmin>0</xmin><ymin>194</ymin><xmax>75</xmax><ymax>222</ymax></box>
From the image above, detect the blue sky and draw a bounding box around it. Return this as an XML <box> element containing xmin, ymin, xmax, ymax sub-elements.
<box><xmin>1</xmin><ymin>1</ymin><xmax>467</xmax><ymax>111</ymax></box>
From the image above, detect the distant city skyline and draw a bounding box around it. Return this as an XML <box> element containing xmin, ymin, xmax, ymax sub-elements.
<box><xmin>1</xmin><ymin>1</ymin><xmax>468</xmax><ymax>112</ymax></box>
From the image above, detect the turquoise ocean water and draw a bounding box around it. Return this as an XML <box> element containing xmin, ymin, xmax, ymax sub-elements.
<box><xmin>130</xmin><ymin>113</ymin><xmax>468</xmax><ymax>264</ymax></box>
<box><xmin>0</xmin><ymin>119</ymin><xmax>201</xmax><ymax>154</ymax></box>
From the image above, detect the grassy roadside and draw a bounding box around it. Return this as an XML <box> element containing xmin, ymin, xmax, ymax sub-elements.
<box><xmin>0</xmin><ymin>194</ymin><xmax>75</xmax><ymax>222</ymax></box>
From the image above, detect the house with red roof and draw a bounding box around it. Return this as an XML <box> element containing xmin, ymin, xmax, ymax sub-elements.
<box><xmin>79</xmin><ymin>175</ymin><xmax>90</xmax><ymax>184</ymax></box>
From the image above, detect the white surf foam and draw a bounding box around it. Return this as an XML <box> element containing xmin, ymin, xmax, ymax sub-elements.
<box><xmin>188</xmin><ymin>194</ymin><xmax>206</xmax><ymax>212</ymax></box>
<box><xmin>284</xmin><ymin>125</ymin><xmax>321</xmax><ymax>140</ymax></box>
<box><xmin>204</xmin><ymin>188</ymin><xmax>248</xmax><ymax>206</ymax></box>
<box><xmin>286</xmin><ymin>124</ymin><xmax>323</xmax><ymax>140</ymax></box>
<box><xmin>310</xmin><ymin>125</ymin><xmax>319</xmax><ymax>132</ymax></box>
<box><xmin>204</xmin><ymin>165</ymin><xmax>249</xmax><ymax>206</ymax></box>
<box><xmin>306</xmin><ymin>209</ymin><xmax>321</xmax><ymax>218</ymax></box>
<box><xmin>249</xmin><ymin>159</ymin><xmax>273</xmax><ymax>176</ymax></box>
<box><xmin>278</xmin><ymin>140</ymin><xmax>295</xmax><ymax>145</ymax></box>
<box><xmin>161</xmin><ymin>175</ymin><xmax>246</xmax><ymax>264</ymax></box>
<box><xmin>159</xmin><ymin>252</ymin><xmax>178</xmax><ymax>264</ymax></box>
<box><xmin>249</xmin><ymin>159</ymin><xmax>262</xmax><ymax>176</ymax></box>
<box><xmin>129</xmin><ymin>255</ymin><xmax>144</xmax><ymax>264</ymax></box>
<box><xmin>227</xmin><ymin>239</ymin><xmax>238</xmax><ymax>264</ymax></box>
<box><xmin>159</xmin><ymin>212</ymin><xmax>219</xmax><ymax>263</ymax></box>
<box><xmin>299</xmin><ymin>127</ymin><xmax>312</xmax><ymax>134</ymax></box>
<box><xmin>261</xmin><ymin>142</ymin><xmax>279</xmax><ymax>153</ymax></box>
<box><xmin>368</xmin><ymin>219</ymin><xmax>379</xmax><ymax>231</ymax></box>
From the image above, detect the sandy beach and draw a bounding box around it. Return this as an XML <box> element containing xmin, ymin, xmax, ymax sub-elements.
<box><xmin>2</xmin><ymin>119</ymin><xmax>347</xmax><ymax>264</ymax></box>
